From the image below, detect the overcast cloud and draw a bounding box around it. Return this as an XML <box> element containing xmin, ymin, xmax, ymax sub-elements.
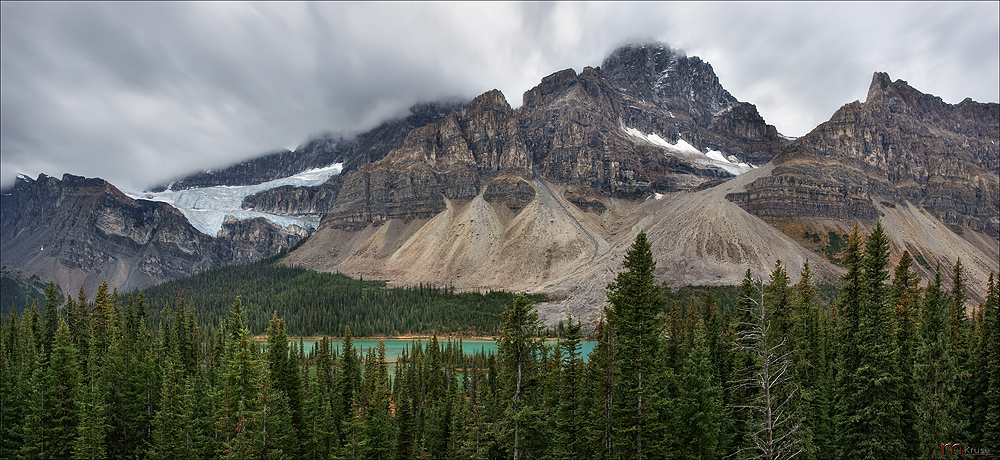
<box><xmin>2</xmin><ymin>2</ymin><xmax>997</xmax><ymax>191</ymax></box>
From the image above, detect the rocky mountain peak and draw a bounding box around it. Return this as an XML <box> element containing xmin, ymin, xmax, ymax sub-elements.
<box><xmin>464</xmin><ymin>89</ymin><xmax>511</xmax><ymax>113</ymax></box>
<box><xmin>865</xmin><ymin>71</ymin><xmax>894</xmax><ymax>104</ymax></box>
<box><xmin>601</xmin><ymin>43</ymin><xmax>738</xmax><ymax>125</ymax></box>
<box><xmin>732</xmin><ymin>71</ymin><xmax>999</xmax><ymax>240</ymax></box>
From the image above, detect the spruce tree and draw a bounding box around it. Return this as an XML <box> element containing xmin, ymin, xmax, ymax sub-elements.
<box><xmin>40</xmin><ymin>320</ymin><xmax>83</xmax><ymax>459</ymax></box>
<box><xmin>587</xmin><ymin>320</ymin><xmax>615</xmax><ymax>460</ymax></box>
<box><xmin>554</xmin><ymin>313</ymin><xmax>586</xmax><ymax>460</ymax></box>
<box><xmin>849</xmin><ymin>222</ymin><xmax>905</xmax><ymax>456</ymax></box>
<box><xmin>42</xmin><ymin>282</ymin><xmax>61</xmax><ymax>357</ymax></box>
<box><xmin>674</xmin><ymin>316</ymin><xmax>725</xmax><ymax>459</ymax></box>
<box><xmin>498</xmin><ymin>292</ymin><xmax>543</xmax><ymax>460</ymax></box>
<box><xmin>981</xmin><ymin>273</ymin><xmax>1000</xmax><ymax>450</ymax></box>
<box><xmin>790</xmin><ymin>260</ymin><xmax>821</xmax><ymax>458</ymax></box>
<box><xmin>149</xmin><ymin>355</ymin><xmax>196</xmax><ymax>459</ymax></box>
<box><xmin>605</xmin><ymin>232</ymin><xmax>666</xmax><ymax>459</ymax></box>
<box><xmin>362</xmin><ymin>341</ymin><xmax>394</xmax><ymax>460</ymax></box>
<box><xmin>266</xmin><ymin>313</ymin><xmax>303</xmax><ymax>452</ymax></box>
<box><xmin>832</xmin><ymin>224</ymin><xmax>866</xmax><ymax>458</ymax></box>
<box><xmin>892</xmin><ymin>251</ymin><xmax>921</xmax><ymax>458</ymax></box>
<box><xmin>914</xmin><ymin>264</ymin><xmax>962</xmax><ymax>458</ymax></box>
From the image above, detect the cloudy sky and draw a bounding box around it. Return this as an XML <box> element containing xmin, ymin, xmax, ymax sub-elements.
<box><xmin>2</xmin><ymin>2</ymin><xmax>997</xmax><ymax>191</ymax></box>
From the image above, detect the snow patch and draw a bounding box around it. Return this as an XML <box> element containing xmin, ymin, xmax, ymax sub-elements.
<box><xmin>621</xmin><ymin>126</ymin><xmax>755</xmax><ymax>176</ymax></box>
<box><xmin>125</xmin><ymin>163</ymin><xmax>343</xmax><ymax>236</ymax></box>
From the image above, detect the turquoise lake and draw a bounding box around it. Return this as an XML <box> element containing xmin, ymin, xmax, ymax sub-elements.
<box><xmin>284</xmin><ymin>338</ymin><xmax>597</xmax><ymax>363</ymax></box>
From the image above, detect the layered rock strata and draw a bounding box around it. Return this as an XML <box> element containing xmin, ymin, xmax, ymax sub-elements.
<box><xmin>321</xmin><ymin>90</ymin><xmax>533</xmax><ymax>230</ymax></box>
<box><xmin>1</xmin><ymin>174</ymin><xmax>306</xmax><ymax>297</ymax></box>
<box><xmin>729</xmin><ymin>72</ymin><xmax>1000</xmax><ymax>238</ymax></box>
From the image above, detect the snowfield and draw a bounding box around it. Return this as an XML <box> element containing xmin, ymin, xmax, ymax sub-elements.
<box><xmin>622</xmin><ymin>126</ymin><xmax>755</xmax><ymax>176</ymax></box>
<box><xmin>126</xmin><ymin>163</ymin><xmax>343</xmax><ymax>236</ymax></box>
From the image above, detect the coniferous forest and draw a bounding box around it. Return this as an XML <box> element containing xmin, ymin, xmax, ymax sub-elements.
<box><xmin>1</xmin><ymin>224</ymin><xmax>998</xmax><ymax>459</ymax></box>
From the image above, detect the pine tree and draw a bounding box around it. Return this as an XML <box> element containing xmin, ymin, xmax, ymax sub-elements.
<box><xmin>788</xmin><ymin>260</ymin><xmax>821</xmax><ymax>458</ymax></box>
<box><xmin>42</xmin><ymin>282</ymin><xmax>61</xmax><ymax>357</ymax></box>
<box><xmin>587</xmin><ymin>319</ymin><xmax>615</xmax><ymax>460</ymax></box>
<box><xmin>218</xmin><ymin>296</ymin><xmax>265</xmax><ymax>456</ymax></box>
<box><xmin>302</xmin><ymin>366</ymin><xmax>337</xmax><ymax>460</ymax></box>
<box><xmin>848</xmin><ymin>222</ymin><xmax>905</xmax><ymax>457</ymax></box>
<box><xmin>554</xmin><ymin>313</ymin><xmax>586</xmax><ymax>460</ymax></box>
<box><xmin>38</xmin><ymin>320</ymin><xmax>83</xmax><ymax>459</ymax></box>
<box><xmin>266</xmin><ymin>313</ymin><xmax>303</xmax><ymax>454</ymax></box>
<box><xmin>74</xmin><ymin>336</ymin><xmax>110</xmax><ymax>460</ymax></box>
<box><xmin>339</xmin><ymin>326</ymin><xmax>361</xmax><ymax>446</ymax></box>
<box><xmin>914</xmin><ymin>264</ymin><xmax>963</xmax><ymax>458</ymax></box>
<box><xmin>729</xmin><ymin>268</ymin><xmax>760</xmax><ymax>457</ymax></box>
<box><xmin>605</xmin><ymin>232</ymin><xmax>666</xmax><ymax>459</ymax></box>
<box><xmin>362</xmin><ymin>341</ymin><xmax>394</xmax><ymax>460</ymax></box>
<box><xmin>833</xmin><ymin>224</ymin><xmax>866</xmax><ymax>458</ymax></box>
<box><xmin>498</xmin><ymin>292</ymin><xmax>543</xmax><ymax>460</ymax></box>
<box><xmin>892</xmin><ymin>251</ymin><xmax>921</xmax><ymax>459</ymax></box>
<box><xmin>674</xmin><ymin>316</ymin><xmax>726</xmax><ymax>459</ymax></box>
<box><xmin>980</xmin><ymin>273</ymin><xmax>1000</xmax><ymax>450</ymax></box>
<box><xmin>149</xmin><ymin>355</ymin><xmax>197</xmax><ymax>459</ymax></box>
<box><xmin>4</xmin><ymin>311</ymin><xmax>37</xmax><ymax>459</ymax></box>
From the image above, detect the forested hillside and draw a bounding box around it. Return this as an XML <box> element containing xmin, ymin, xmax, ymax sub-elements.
<box><xmin>136</xmin><ymin>259</ymin><xmax>546</xmax><ymax>338</ymax></box>
<box><xmin>1</xmin><ymin>227</ymin><xmax>997</xmax><ymax>459</ymax></box>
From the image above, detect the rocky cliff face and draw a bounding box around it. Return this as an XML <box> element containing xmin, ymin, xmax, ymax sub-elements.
<box><xmin>321</xmin><ymin>90</ymin><xmax>534</xmax><ymax>230</ymax></box>
<box><xmin>519</xmin><ymin>44</ymin><xmax>785</xmax><ymax>199</ymax></box>
<box><xmin>1</xmin><ymin>173</ymin><xmax>306</xmax><ymax>297</ymax></box>
<box><xmin>313</xmin><ymin>43</ymin><xmax>787</xmax><ymax>231</ymax></box>
<box><xmin>729</xmin><ymin>72</ymin><xmax>1000</xmax><ymax>238</ymax></box>
<box><xmin>155</xmin><ymin>101</ymin><xmax>464</xmax><ymax>192</ymax></box>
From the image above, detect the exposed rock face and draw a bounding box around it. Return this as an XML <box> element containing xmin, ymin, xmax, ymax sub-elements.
<box><xmin>155</xmin><ymin>101</ymin><xmax>464</xmax><ymax>192</ymax></box>
<box><xmin>318</xmin><ymin>43</ymin><xmax>787</xmax><ymax>230</ymax></box>
<box><xmin>322</xmin><ymin>90</ymin><xmax>534</xmax><ymax>229</ymax></box>
<box><xmin>1</xmin><ymin>174</ymin><xmax>306</xmax><ymax>297</ymax></box>
<box><xmin>729</xmin><ymin>72</ymin><xmax>1000</xmax><ymax>238</ymax></box>
<box><xmin>241</xmin><ymin>177</ymin><xmax>345</xmax><ymax>215</ymax></box>
<box><xmin>518</xmin><ymin>44</ymin><xmax>785</xmax><ymax>198</ymax></box>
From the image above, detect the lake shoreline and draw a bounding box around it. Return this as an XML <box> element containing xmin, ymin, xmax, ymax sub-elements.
<box><xmin>254</xmin><ymin>334</ymin><xmax>501</xmax><ymax>341</ymax></box>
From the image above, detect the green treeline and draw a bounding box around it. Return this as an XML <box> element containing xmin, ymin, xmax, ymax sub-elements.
<box><xmin>1</xmin><ymin>223</ymin><xmax>999</xmax><ymax>459</ymax></box>
<box><xmin>135</xmin><ymin>261</ymin><xmax>545</xmax><ymax>338</ymax></box>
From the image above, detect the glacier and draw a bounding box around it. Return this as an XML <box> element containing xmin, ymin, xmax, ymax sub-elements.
<box><xmin>622</xmin><ymin>126</ymin><xmax>755</xmax><ymax>176</ymax></box>
<box><xmin>126</xmin><ymin>163</ymin><xmax>343</xmax><ymax>237</ymax></box>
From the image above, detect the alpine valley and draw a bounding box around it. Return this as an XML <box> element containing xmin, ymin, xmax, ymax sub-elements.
<box><xmin>2</xmin><ymin>43</ymin><xmax>997</xmax><ymax>327</ymax></box>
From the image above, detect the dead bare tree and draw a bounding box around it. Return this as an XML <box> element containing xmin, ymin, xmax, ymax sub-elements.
<box><xmin>729</xmin><ymin>279</ymin><xmax>804</xmax><ymax>460</ymax></box>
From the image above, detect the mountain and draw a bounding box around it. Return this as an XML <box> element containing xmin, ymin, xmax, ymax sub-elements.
<box><xmin>153</xmin><ymin>101</ymin><xmax>465</xmax><ymax>191</ymax></box>
<box><xmin>0</xmin><ymin>174</ymin><xmax>307</xmax><ymax>297</ymax></box>
<box><xmin>727</xmin><ymin>72</ymin><xmax>999</xmax><ymax>295</ymax></box>
<box><xmin>279</xmin><ymin>46</ymin><xmax>997</xmax><ymax>326</ymax></box>
<box><xmin>2</xmin><ymin>43</ymin><xmax>996</xmax><ymax>322</ymax></box>
<box><xmin>1</xmin><ymin>100</ymin><xmax>466</xmax><ymax>297</ymax></box>
<box><xmin>276</xmin><ymin>43</ymin><xmax>845</xmax><ymax>327</ymax></box>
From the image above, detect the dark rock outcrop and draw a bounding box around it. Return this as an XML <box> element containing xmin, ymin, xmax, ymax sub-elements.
<box><xmin>1</xmin><ymin>173</ymin><xmax>306</xmax><ymax>297</ymax></box>
<box><xmin>518</xmin><ymin>43</ymin><xmax>785</xmax><ymax>198</ymax></box>
<box><xmin>321</xmin><ymin>90</ymin><xmax>534</xmax><ymax>229</ymax></box>
<box><xmin>155</xmin><ymin>100</ymin><xmax>464</xmax><ymax>192</ymax></box>
<box><xmin>241</xmin><ymin>176</ymin><xmax>345</xmax><ymax>215</ymax></box>
<box><xmin>729</xmin><ymin>72</ymin><xmax>1000</xmax><ymax>237</ymax></box>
